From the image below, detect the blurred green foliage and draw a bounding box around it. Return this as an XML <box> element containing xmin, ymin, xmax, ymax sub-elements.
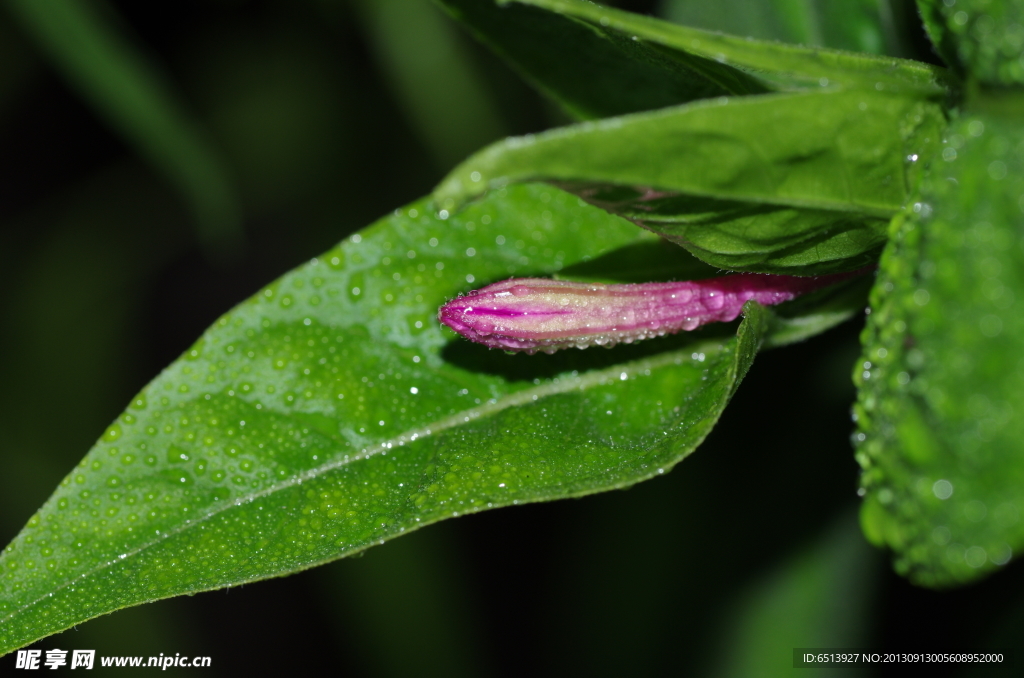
<box><xmin>1</xmin><ymin>0</ymin><xmax>1023</xmax><ymax>675</ymax></box>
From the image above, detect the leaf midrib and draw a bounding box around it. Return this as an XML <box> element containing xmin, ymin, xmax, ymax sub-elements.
<box><xmin>1</xmin><ymin>336</ymin><xmax>730</xmax><ymax>630</ymax></box>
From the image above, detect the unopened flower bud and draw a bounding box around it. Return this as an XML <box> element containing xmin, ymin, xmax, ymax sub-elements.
<box><xmin>438</xmin><ymin>270</ymin><xmax>861</xmax><ymax>353</ymax></box>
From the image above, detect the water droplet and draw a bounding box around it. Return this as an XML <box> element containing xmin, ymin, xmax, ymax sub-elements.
<box><xmin>965</xmin><ymin>500</ymin><xmax>988</xmax><ymax>522</ymax></box>
<box><xmin>932</xmin><ymin>526</ymin><xmax>951</xmax><ymax>545</ymax></box>
<box><xmin>965</xmin><ymin>545</ymin><xmax>987</xmax><ymax>568</ymax></box>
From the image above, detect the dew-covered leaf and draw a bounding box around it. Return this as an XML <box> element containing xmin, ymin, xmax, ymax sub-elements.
<box><xmin>915</xmin><ymin>0</ymin><xmax>1024</xmax><ymax>86</ymax></box>
<box><xmin>436</xmin><ymin>0</ymin><xmax>949</xmax><ymax>121</ymax></box>
<box><xmin>855</xmin><ymin>108</ymin><xmax>1024</xmax><ymax>586</ymax></box>
<box><xmin>0</xmin><ymin>185</ymin><xmax>772</xmax><ymax>654</ymax></box>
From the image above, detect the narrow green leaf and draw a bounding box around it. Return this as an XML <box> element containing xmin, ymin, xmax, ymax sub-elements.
<box><xmin>436</xmin><ymin>92</ymin><xmax>946</xmax><ymax>265</ymax></box>
<box><xmin>436</xmin><ymin>0</ymin><xmax>949</xmax><ymax>121</ymax></box>
<box><xmin>0</xmin><ymin>185</ymin><xmax>768</xmax><ymax>654</ymax></box>
<box><xmin>914</xmin><ymin>0</ymin><xmax>964</xmax><ymax>75</ymax></box>
<box><xmin>855</xmin><ymin>109</ymin><xmax>1024</xmax><ymax>586</ymax></box>
<box><xmin>4</xmin><ymin>0</ymin><xmax>241</xmax><ymax>251</ymax></box>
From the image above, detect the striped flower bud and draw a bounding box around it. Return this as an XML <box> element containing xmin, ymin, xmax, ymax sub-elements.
<box><xmin>438</xmin><ymin>270</ymin><xmax>862</xmax><ymax>353</ymax></box>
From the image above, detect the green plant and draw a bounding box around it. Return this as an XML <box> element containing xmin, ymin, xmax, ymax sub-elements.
<box><xmin>2</xmin><ymin>0</ymin><xmax>1023</xmax><ymax>657</ymax></box>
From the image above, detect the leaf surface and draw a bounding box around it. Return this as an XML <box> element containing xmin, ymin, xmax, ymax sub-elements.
<box><xmin>436</xmin><ymin>91</ymin><xmax>945</xmax><ymax>273</ymax></box>
<box><xmin>914</xmin><ymin>0</ymin><xmax>963</xmax><ymax>76</ymax></box>
<box><xmin>855</xmin><ymin>109</ymin><xmax>1024</xmax><ymax>586</ymax></box>
<box><xmin>436</xmin><ymin>0</ymin><xmax>949</xmax><ymax>121</ymax></box>
<box><xmin>0</xmin><ymin>185</ymin><xmax>773</xmax><ymax>653</ymax></box>
<box><xmin>915</xmin><ymin>0</ymin><xmax>1024</xmax><ymax>86</ymax></box>
<box><xmin>557</xmin><ymin>184</ymin><xmax>889</xmax><ymax>275</ymax></box>
<box><xmin>661</xmin><ymin>0</ymin><xmax>897</xmax><ymax>56</ymax></box>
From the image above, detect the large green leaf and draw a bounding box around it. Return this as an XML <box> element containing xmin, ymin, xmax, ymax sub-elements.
<box><xmin>435</xmin><ymin>0</ymin><xmax>949</xmax><ymax>121</ymax></box>
<box><xmin>436</xmin><ymin>91</ymin><xmax>945</xmax><ymax>272</ymax></box>
<box><xmin>855</xmin><ymin>107</ymin><xmax>1024</xmax><ymax>586</ymax></box>
<box><xmin>436</xmin><ymin>91</ymin><xmax>939</xmax><ymax>215</ymax></box>
<box><xmin>0</xmin><ymin>184</ymin><xmax>776</xmax><ymax>654</ymax></box>
<box><xmin>4</xmin><ymin>0</ymin><xmax>241</xmax><ymax>251</ymax></box>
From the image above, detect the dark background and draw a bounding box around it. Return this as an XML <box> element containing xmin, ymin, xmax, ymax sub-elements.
<box><xmin>1</xmin><ymin>1</ymin><xmax>1021</xmax><ymax>675</ymax></box>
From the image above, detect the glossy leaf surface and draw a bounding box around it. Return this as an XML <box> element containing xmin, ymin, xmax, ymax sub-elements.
<box><xmin>436</xmin><ymin>91</ymin><xmax>944</xmax><ymax>274</ymax></box>
<box><xmin>436</xmin><ymin>0</ymin><xmax>948</xmax><ymax>122</ymax></box>
<box><xmin>0</xmin><ymin>185</ymin><xmax>775</xmax><ymax>653</ymax></box>
<box><xmin>511</xmin><ymin>0</ymin><xmax>945</xmax><ymax>96</ymax></box>
<box><xmin>855</xmin><ymin>110</ymin><xmax>1024</xmax><ymax>586</ymax></box>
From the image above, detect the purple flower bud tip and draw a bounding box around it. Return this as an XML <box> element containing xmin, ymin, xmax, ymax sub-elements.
<box><xmin>438</xmin><ymin>269</ymin><xmax>865</xmax><ymax>353</ymax></box>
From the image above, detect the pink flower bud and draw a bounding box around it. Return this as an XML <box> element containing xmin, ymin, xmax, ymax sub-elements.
<box><xmin>438</xmin><ymin>270</ymin><xmax>862</xmax><ymax>353</ymax></box>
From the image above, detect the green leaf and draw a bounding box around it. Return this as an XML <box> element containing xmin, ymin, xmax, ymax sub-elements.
<box><xmin>436</xmin><ymin>0</ymin><xmax>949</xmax><ymax>121</ymax></box>
<box><xmin>437</xmin><ymin>91</ymin><xmax>937</xmax><ymax>215</ymax></box>
<box><xmin>915</xmin><ymin>0</ymin><xmax>1024</xmax><ymax>86</ymax></box>
<box><xmin>0</xmin><ymin>184</ymin><xmax>770</xmax><ymax>654</ymax></box>
<box><xmin>435</xmin><ymin>0</ymin><xmax>766</xmax><ymax>120</ymax></box>
<box><xmin>436</xmin><ymin>91</ymin><xmax>946</xmax><ymax>273</ymax></box>
<box><xmin>662</xmin><ymin>0</ymin><xmax>896</xmax><ymax>56</ymax></box>
<box><xmin>4</xmin><ymin>0</ymin><xmax>241</xmax><ymax>251</ymax></box>
<box><xmin>661</xmin><ymin>0</ymin><xmax>824</xmax><ymax>46</ymax></box>
<box><xmin>914</xmin><ymin>0</ymin><xmax>965</xmax><ymax>76</ymax></box>
<box><xmin>662</xmin><ymin>212</ymin><xmax>886</xmax><ymax>275</ymax></box>
<box><xmin>513</xmin><ymin>0</ymin><xmax>939</xmax><ymax>95</ymax></box>
<box><xmin>558</xmin><ymin>184</ymin><xmax>889</xmax><ymax>274</ymax></box>
<box><xmin>855</xmin><ymin>108</ymin><xmax>1024</xmax><ymax>586</ymax></box>
<box><xmin>552</xmin><ymin>237</ymin><xmax>722</xmax><ymax>283</ymax></box>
